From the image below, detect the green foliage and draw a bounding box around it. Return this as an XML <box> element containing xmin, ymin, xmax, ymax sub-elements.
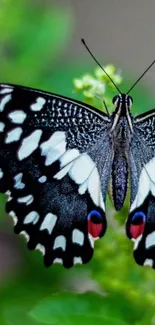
<box><xmin>0</xmin><ymin>1</ymin><xmax>155</xmax><ymax>325</ymax></box>
<box><xmin>0</xmin><ymin>291</ymin><xmax>151</xmax><ymax>325</ymax></box>
<box><xmin>0</xmin><ymin>0</ymin><xmax>73</xmax><ymax>88</ymax></box>
<box><xmin>30</xmin><ymin>292</ymin><xmax>130</xmax><ymax>325</ymax></box>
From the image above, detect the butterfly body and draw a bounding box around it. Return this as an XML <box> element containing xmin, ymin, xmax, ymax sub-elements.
<box><xmin>107</xmin><ymin>94</ymin><xmax>132</xmax><ymax>210</ymax></box>
<box><xmin>0</xmin><ymin>83</ymin><xmax>155</xmax><ymax>269</ymax></box>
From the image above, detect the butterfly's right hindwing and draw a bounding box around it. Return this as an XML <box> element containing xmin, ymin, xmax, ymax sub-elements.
<box><xmin>126</xmin><ymin>111</ymin><xmax>155</xmax><ymax>268</ymax></box>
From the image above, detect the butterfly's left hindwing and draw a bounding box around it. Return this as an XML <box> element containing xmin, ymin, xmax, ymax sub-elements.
<box><xmin>126</xmin><ymin>111</ymin><xmax>155</xmax><ymax>268</ymax></box>
<box><xmin>0</xmin><ymin>84</ymin><xmax>112</xmax><ymax>268</ymax></box>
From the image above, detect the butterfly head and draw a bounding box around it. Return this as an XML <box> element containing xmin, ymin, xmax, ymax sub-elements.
<box><xmin>112</xmin><ymin>94</ymin><xmax>133</xmax><ymax>109</ymax></box>
<box><xmin>111</xmin><ymin>93</ymin><xmax>134</xmax><ymax>131</ymax></box>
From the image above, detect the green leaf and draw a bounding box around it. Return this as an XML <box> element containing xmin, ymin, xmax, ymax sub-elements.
<box><xmin>30</xmin><ymin>292</ymin><xmax>128</xmax><ymax>325</ymax></box>
<box><xmin>3</xmin><ymin>306</ymin><xmax>41</xmax><ymax>325</ymax></box>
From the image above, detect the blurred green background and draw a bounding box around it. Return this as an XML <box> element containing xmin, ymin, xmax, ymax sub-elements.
<box><xmin>0</xmin><ymin>0</ymin><xmax>155</xmax><ymax>324</ymax></box>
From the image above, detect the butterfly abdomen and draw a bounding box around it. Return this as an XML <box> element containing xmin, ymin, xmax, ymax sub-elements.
<box><xmin>111</xmin><ymin>152</ymin><xmax>128</xmax><ymax>211</ymax></box>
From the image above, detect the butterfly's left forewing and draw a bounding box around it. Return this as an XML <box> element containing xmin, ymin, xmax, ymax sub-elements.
<box><xmin>0</xmin><ymin>84</ymin><xmax>112</xmax><ymax>268</ymax></box>
<box><xmin>126</xmin><ymin>110</ymin><xmax>155</xmax><ymax>268</ymax></box>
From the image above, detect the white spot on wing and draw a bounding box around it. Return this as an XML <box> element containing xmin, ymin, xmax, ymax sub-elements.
<box><xmin>88</xmin><ymin>234</ymin><xmax>94</xmax><ymax>248</ymax></box>
<box><xmin>78</xmin><ymin>181</ymin><xmax>88</xmax><ymax>195</ymax></box>
<box><xmin>72</xmin><ymin>229</ymin><xmax>84</xmax><ymax>246</ymax></box>
<box><xmin>5</xmin><ymin>190</ymin><xmax>11</xmax><ymax>196</ymax></box>
<box><xmin>54</xmin><ymin>149</ymin><xmax>80</xmax><ymax>180</ymax></box>
<box><xmin>69</xmin><ymin>153</ymin><xmax>94</xmax><ymax>184</ymax></box>
<box><xmin>7</xmin><ymin>196</ymin><xmax>12</xmax><ymax>202</ymax></box>
<box><xmin>100</xmin><ymin>193</ymin><xmax>105</xmax><ymax>211</ymax></box>
<box><xmin>130</xmin><ymin>157</ymin><xmax>155</xmax><ymax>212</ymax></box>
<box><xmin>0</xmin><ymin>94</ymin><xmax>12</xmax><ymax>112</ymax></box>
<box><xmin>55</xmin><ymin>149</ymin><xmax>105</xmax><ymax>211</ymax></box>
<box><xmin>60</xmin><ymin>149</ymin><xmax>80</xmax><ymax>167</ymax></box>
<box><xmin>20</xmin><ymin>231</ymin><xmax>30</xmax><ymax>242</ymax></box>
<box><xmin>14</xmin><ymin>173</ymin><xmax>25</xmax><ymax>189</ymax></box>
<box><xmin>132</xmin><ymin>234</ymin><xmax>142</xmax><ymax>250</ymax></box>
<box><xmin>18</xmin><ymin>129</ymin><xmax>42</xmax><ymax>160</ymax></box>
<box><xmin>0</xmin><ymin>84</ymin><xmax>13</xmax><ymax>88</ymax></box>
<box><xmin>38</xmin><ymin>175</ymin><xmax>47</xmax><ymax>183</ymax></box>
<box><xmin>40</xmin><ymin>131</ymin><xmax>66</xmax><ymax>166</ymax></box>
<box><xmin>8</xmin><ymin>110</ymin><xmax>26</xmax><ymax>124</ymax></box>
<box><xmin>144</xmin><ymin>258</ymin><xmax>153</xmax><ymax>267</ymax></box>
<box><xmin>0</xmin><ymin>168</ymin><xmax>3</xmax><ymax>179</ymax></box>
<box><xmin>30</xmin><ymin>97</ymin><xmax>46</xmax><ymax>111</ymax></box>
<box><xmin>40</xmin><ymin>212</ymin><xmax>57</xmax><ymax>234</ymax></box>
<box><xmin>53</xmin><ymin>258</ymin><xmax>63</xmax><ymax>264</ymax></box>
<box><xmin>64</xmin><ymin>152</ymin><xmax>105</xmax><ymax>211</ymax></box>
<box><xmin>24</xmin><ymin>211</ymin><xmax>39</xmax><ymax>224</ymax></box>
<box><xmin>146</xmin><ymin>231</ymin><xmax>155</xmax><ymax>249</ymax></box>
<box><xmin>9</xmin><ymin>210</ymin><xmax>17</xmax><ymax>225</ymax></box>
<box><xmin>0</xmin><ymin>88</ymin><xmax>13</xmax><ymax>94</ymax></box>
<box><xmin>5</xmin><ymin>127</ymin><xmax>23</xmax><ymax>144</ymax></box>
<box><xmin>53</xmin><ymin>235</ymin><xmax>66</xmax><ymax>251</ymax></box>
<box><xmin>17</xmin><ymin>194</ymin><xmax>34</xmax><ymax>205</ymax></box>
<box><xmin>35</xmin><ymin>243</ymin><xmax>45</xmax><ymax>255</ymax></box>
<box><xmin>88</xmin><ymin>168</ymin><xmax>101</xmax><ymax>208</ymax></box>
<box><xmin>54</xmin><ymin>164</ymin><xmax>71</xmax><ymax>180</ymax></box>
<box><xmin>73</xmin><ymin>257</ymin><xmax>83</xmax><ymax>265</ymax></box>
<box><xmin>0</xmin><ymin>122</ymin><xmax>5</xmax><ymax>132</ymax></box>
<box><xmin>5</xmin><ymin>190</ymin><xmax>12</xmax><ymax>201</ymax></box>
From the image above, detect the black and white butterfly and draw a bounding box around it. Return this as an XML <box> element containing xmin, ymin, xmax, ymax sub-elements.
<box><xmin>1</xmin><ymin>43</ymin><xmax>155</xmax><ymax>269</ymax></box>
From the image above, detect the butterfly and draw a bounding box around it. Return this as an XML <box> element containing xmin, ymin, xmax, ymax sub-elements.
<box><xmin>0</xmin><ymin>41</ymin><xmax>155</xmax><ymax>269</ymax></box>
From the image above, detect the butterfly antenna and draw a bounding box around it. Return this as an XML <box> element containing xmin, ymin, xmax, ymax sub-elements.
<box><xmin>95</xmin><ymin>94</ymin><xmax>110</xmax><ymax>116</ymax></box>
<box><xmin>81</xmin><ymin>38</ymin><xmax>121</xmax><ymax>93</ymax></box>
<box><xmin>103</xmin><ymin>100</ymin><xmax>110</xmax><ymax>116</ymax></box>
<box><xmin>127</xmin><ymin>59</ymin><xmax>155</xmax><ymax>94</ymax></box>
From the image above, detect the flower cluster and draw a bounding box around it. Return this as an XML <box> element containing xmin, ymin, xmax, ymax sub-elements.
<box><xmin>73</xmin><ymin>64</ymin><xmax>122</xmax><ymax>112</ymax></box>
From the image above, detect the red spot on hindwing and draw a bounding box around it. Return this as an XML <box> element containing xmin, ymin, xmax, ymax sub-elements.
<box><xmin>130</xmin><ymin>222</ymin><xmax>145</xmax><ymax>239</ymax></box>
<box><xmin>88</xmin><ymin>219</ymin><xmax>103</xmax><ymax>238</ymax></box>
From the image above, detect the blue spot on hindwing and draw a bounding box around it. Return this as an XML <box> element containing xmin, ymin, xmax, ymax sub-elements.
<box><xmin>132</xmin><ymin>211</ymin><xmax>146</xmax><ymax>223</ymax></box>
<box><xmin>88</xmin><ymin>210</ymin><xmax>102</xmax><ymax>220</ymax></box>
